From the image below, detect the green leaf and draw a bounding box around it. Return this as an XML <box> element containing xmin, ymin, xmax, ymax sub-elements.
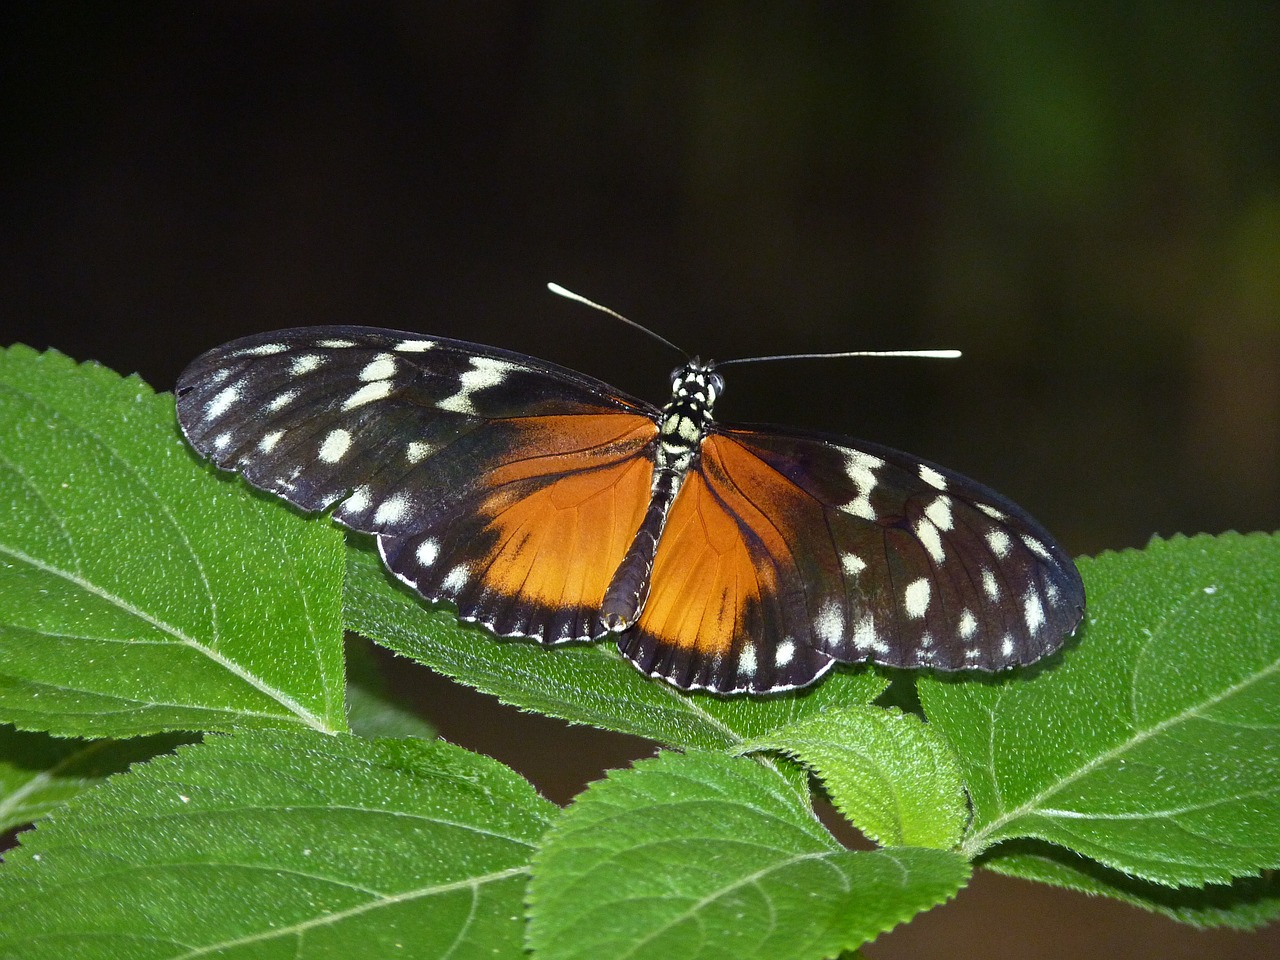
<box><xmin>921</xmin><ymin>532</ymin><xmax>1280</xmax><ymax>886</ymax></box>
<box><xmin>527</xmin><ymin>750</ymin><xmax>970</xmax><ymax>960</ymax></box>
<box><xmin>0</xmin><ymin>729</ymin><xmax>555</xmax><ymax>959</ymax></box>
<box><xmin>982</xmin><ymin>840</ymin><xmax>1280</xmax><ymax>930</ymax></box>
<box><xmin>343</xmin><ymin>636</ymin><xmax>437</xmax><ymax>740</ymax></box>
<box><xmin>344</xmin><ymin>546</ymin><xmax>888</xmax><ymax>750</ymax></box>
<box><xmin>736</xmin><ymin>705</ymin><xmax>967</xmax><ymax>849</ymax></box>
<box><xmin>0</xmin><ymin>346</ymin><xmax>347</xmax><ymax>736</ymax></box>
<box><xmin>0</xmin><ymin>726</ymin><xmax>190</xmax><ymax>832</ymax></box>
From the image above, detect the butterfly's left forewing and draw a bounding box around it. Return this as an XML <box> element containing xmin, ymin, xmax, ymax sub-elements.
<box><xmin>176</xmin><ymin>327</ymin><xmax>660</xmax><ymax>643</ymax></box>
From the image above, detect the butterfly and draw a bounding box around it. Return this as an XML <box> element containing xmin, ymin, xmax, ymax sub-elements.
<box><xmin>174</xmin><ymin>302</ymin><xmax>1085</xmax><ymax>694</ymax></box>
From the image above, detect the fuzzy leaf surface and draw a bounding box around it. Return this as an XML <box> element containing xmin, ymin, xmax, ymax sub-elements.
<box><xmin>345</xmin><ymin>546</ymin><xmax>888</xmax><ymax>749</ymax></box>
<box><xmin>738</xmin><ymin>705</ymin><xmax>967</xmax><ymax>848</ymax></box>
<box><xmin>921</xmin><ymin>533</ymin><xmax>1280</xmax><ymax>885</ymax></box>
<box><xmin>982</xmin><ymin>841</ymin><xmax>1280</xmax><ymax>930</ymax></box>
<box><xmin>0</xmin><ymin>726</ymin><xmax>189</xmax><ymax>832</ymax></box>
<box><xmin>527</xmin><ymin>749</ymin><xmax>970</xmax><ymax>960</ymax></box>
<box><xmin>0</xmin><ymin>729</ymin><xmax>554</xmax><ymax>959</ymax></box>
<box><xmin>0</xmin><ymin>345</ymin><xmax>347</xmax><ymax>736</ymax></box>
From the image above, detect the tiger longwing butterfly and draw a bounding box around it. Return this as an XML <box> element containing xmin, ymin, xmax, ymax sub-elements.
<box><xmin>175</xmin><ymin>295</ymin><xmax>1084</xmax><ymax>694</ymax></box>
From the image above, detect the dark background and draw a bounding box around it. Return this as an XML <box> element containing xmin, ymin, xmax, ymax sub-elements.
<box><xmin>3</xmin><ymin>4</ymin><xmax>1277</xmax><ymax>957</ymax></box>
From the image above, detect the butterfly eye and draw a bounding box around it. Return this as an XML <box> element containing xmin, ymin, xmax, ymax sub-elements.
<box><xmin>708</xmin><ymin>372</ymin><xmax>725</xmax><ymax>399</ymax></box>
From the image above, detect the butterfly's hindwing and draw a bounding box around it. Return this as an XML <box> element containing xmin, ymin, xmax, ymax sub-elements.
<box><xmin>617</xmin><ymin>424</ymin><xmax>1083</xmax><ymax>693</ymax></box>
<box><xmin>721</xmin><ymin>427</ymin><xmax>1083</xmax><ymax>671</ymax></box>
<box><xmin>376</xmin><ymin>413</ymin><xmax>658</xmax><ymax>643</ymax></box>
<box><xmin>618</xmin><ymin>462</ymin><xmax>837</xmax><ymax>693</ymax></box>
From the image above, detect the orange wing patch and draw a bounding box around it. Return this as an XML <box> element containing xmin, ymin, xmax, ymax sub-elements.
<box><xmin>478</xmin><ymin>455</ymin><xmax>653</xmax><ymax>610</ymax></box>
<box><xmin>627</xmin><ymin>434</ymin><xmax>836</xmax><ymax>692</ymax></box>
<box><xmin>470</xmin><ymin>413</ymin><xmax>656</xmax><ymax>620</ymax></box>
<box><xmin>638</xmin><ymin>469</ymin><xmax>771</xmax><ymax>653</ymax></box>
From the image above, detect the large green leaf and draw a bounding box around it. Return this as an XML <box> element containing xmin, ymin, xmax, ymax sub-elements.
<box><xmin>345</xmin><ymin>545</ymin><xmax>888</xmax><ymax>749</ymax></box>
<box><xmin>343</xmin><ymin>636</ymin><xmax>437</xmax><ymax>741</ymax></box>
<box><xmin>0</xmin><ymin>346</ymin><xmax>347</xmax><ymax>736</ymax></box>
<box><xmin>737</xmin><ymin>705</ymin><xmax>967</xmax><ymax>849</ymax></box>
<box><xmin>527</xmin><ymin>749</ymin><xmax>970</xmax><ymax>960</ymax></box>
<box><xmin>0</xmin><ymin>726</ymin><xmax>189</xmax><ymax>832</ymax></box>
<box><xmin>981</xmin><ymin>840</ymin><xmax>1280</xmax><ymax>930</ymax></box>
<box><xmin>0</xmin><ymin>729</ymin><xmax>555</xmax><ymax>959</ymax></box>
<box><xmin>921</xmin><ymin>533</ymin><xmax>1280</xmax><ymax>885</ymax></box>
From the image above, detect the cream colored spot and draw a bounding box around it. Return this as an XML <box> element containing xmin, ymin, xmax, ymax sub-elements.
<box><xmin>904</xmin><ymin>578</ymin><xmax>931</xmax><ymax>618</ymax></box>
<box><xmin>318</xmin><ymin>429</ymin><xmax>351</xmax><ymax>463</ymax></box>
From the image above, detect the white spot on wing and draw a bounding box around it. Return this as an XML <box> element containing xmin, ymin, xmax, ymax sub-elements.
<box><xmin>205</xmin><ymin>383</ymin><xmax>242</xmax><ymax>420</ymax></box>
<box><xmin>814</xmin><ymin>602</ymin><xmax>843</xmax><ymax>644</ymax></box>
<box><xmin>977</xmin><ymin>503</ymin><xmax>1008</xmax><ymax>522</ymax></box>
<box><xmin>1021</xmin><ymin>533</ymin><xmax>1053</xmax><ymax>561</ymax></box>
<box><xmin>267</xmin><ymin>389</ymin><xmax>299</xmax><ymax>412</ymax></box>
<box><xmin>982</xmin><ymin>569</ymin><xmax>1001</xmax><ymax>600</ymax></box>
<box><xmin>904</xmin><ymin>577</ymin><xmax>931</xmax><ymax>618</ymax></box>
<box><xmin>959</xmin><ymin>608</ymin><xmax>977</xmax><ymax>640</ymax></box>
<box><xmin>343</xmin><ymin>485</ymin><xmax>372</xmax><ymax>514</ymax></box>
<box><xmin>1024</xmin><ymin>591</ymin><xmax>1045</xmax><ymax>632</ymax></box>
<box><xmin>241</xmin><ymin>342</ymin><xmax>288</xmax><ymax>356</ymax></box>
<box><xmin>919</xmin><ymin>464</ymin><xmax>948</xmax><ymax>490</ymax></box>
<box><xmin>358</xmin><ymin>354</ymin><xmax>397</xmax><ymax>381</ymax></box>
<box><xmin>925</xmin><ymin>496</ymin><xmax>954</xmax><ymax>531</ymax></box>
<box><xmin>374</xmin><ymin>493</ymin><xmax>411</xmax><ymax>525</ymax></box>
<box><xmin>290</xmin><ymin>354</ymin><xmax>323</xmax><ymax>375</ymax></box>
<box><xmin>258</xmin><ymin>429</ymin><xmax>285</xmax><ymax>453</ymax></box>
<box><xmin>416</xmin><ymin>538</ymin><xmax>440</xmax><ymax>567</ymax></box>
<box><xmin>406</xmin><ymin>440</ymin><xmax>435</xmax><ymax>463</ymax></box>
<box><xmin>841</xmin><ymin>552</ymin><xmax>867</xmax><ymax>577</ymax></box>
<box><xmin>318</xmin><ymin>338</ymin><xmax>356</xmax><ymax>348</ymax></box>
<box><xmin>775</xmin><ymin>639</ymin><xmax>796</xmax><ymax>667</ymax></box>
<box><xmin>853</xmin><ymin>615</ymin><xmax>885</xmax><ymax>653</ymax></box>
<box><xmin>738</xmin><ymin>645</ymin><xmax>757</xmax><ymax>677</ymax></box>
<box><xmin>442</xmin><ymin>564</ymin><xmax>469</xmax><ymax>594</ymax></box>
<box><xmin>212</xmin><ymin>432</ymin><xmax>232</xmax><ymax>450</ymax></box>
<box><xmin>318</xmin><ymin>428</ymin><xmax>351</xmax><ymax>463</ymax></box>
<box><xmin>915</xmin><ymin>516</ymin><xmax>946</xmax><ymax>563</ymax></box>
<box><xmin>838</xmin><ymin>450</ymin><xmax>884</xmax><ymax>520</ymax></box>
<box><xmin>986</xmin><ymin>529</ymin><xmax>1012</xmax><ymax>558</ymax></box>
<box><xmin>394</xmin><ymin>338</ymin><xmax>436</xmax><ymax>353</ymax></box>
<box><xmin>438</xmin><ymin>357</ymin><xmax>518</xmax><ymax>414</ymax></box>
<box><xmin>342</xmin><ymin>380</ymin><xmax>394</xmax><ymax>411</ymax></box>
<box><xmin>1001</xmin><ymin>635</ymin><xmax>1015</xmax><ymax>657</ymax></box>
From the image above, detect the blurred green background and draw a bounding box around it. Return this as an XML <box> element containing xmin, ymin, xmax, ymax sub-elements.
<box><xmin>2</xmin><ymin>4</ymin><xmax>1277</xmax><ymax>956</ymax></box>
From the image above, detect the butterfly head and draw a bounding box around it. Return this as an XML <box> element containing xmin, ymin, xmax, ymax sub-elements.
<box><xmin>660</xmin><ymin>359</ymin><xmax>723</xmax><ymax>447</ymax></box>
<box><xmin>668</xmin><ymin>358</ymin><xmax>724</xmax><ymax>407</ymax></box>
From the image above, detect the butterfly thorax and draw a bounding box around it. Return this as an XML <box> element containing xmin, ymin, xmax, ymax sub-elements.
<box><xmin>654</xmin><ymin>359</ymin><xmax>722</xmax><ymax>479</ymax></box>
<box><xmin>600</xmin><ymin>359</ymin><xmax>724</xmax><ymax>633</ymax></box>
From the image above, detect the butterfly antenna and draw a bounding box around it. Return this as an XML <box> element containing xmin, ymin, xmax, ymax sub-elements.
<box><xmin>717</xmin><ymin>347</ymin><xmax>961</xmax><ymax>367</ymax></box>
<box><xmin>547</xmin><ymin>283</ymin><xmax>688</xmax><ymax>359</ymax></box>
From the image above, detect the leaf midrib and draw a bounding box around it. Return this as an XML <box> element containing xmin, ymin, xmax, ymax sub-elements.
<box><xmin>0</xmin><ymin>541</ymin><xmax>335</xmax><ymax>732</ymax></box>
<box><xmin>963</xmin><ymin>653</ymin><xmax>1280</xmax><ymax>856</ymax></box>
